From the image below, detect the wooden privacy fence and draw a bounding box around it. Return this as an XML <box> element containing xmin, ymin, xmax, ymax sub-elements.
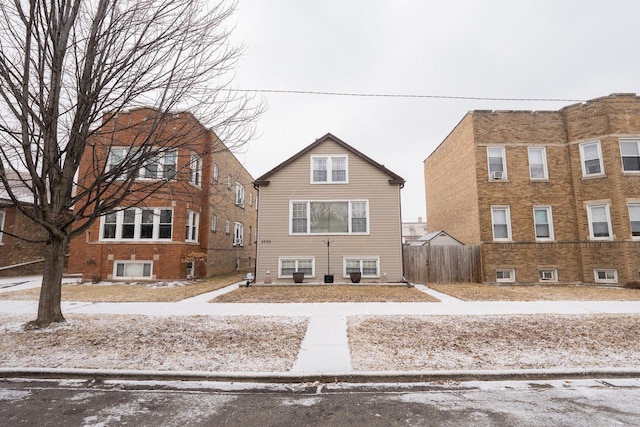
<box><xmin>403</xmin><ymin>245</ymin><xmax>481</xmax><ymax>284</ymax></box>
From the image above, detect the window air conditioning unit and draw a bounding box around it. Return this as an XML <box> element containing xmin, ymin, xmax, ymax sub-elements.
<box><xmin>491</xmin><ymin>171</ymin><xmax>504</xmax><ymax>180</ymax></box>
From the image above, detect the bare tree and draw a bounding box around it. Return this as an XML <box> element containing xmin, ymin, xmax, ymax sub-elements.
<box><xmin>0</xmin><ymin>0</ymin><xmax>261</xmax><ymax>327</ymax></box>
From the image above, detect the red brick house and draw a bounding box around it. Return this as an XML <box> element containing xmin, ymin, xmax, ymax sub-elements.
<box><xmin>67</xmin><ymin>108</ymin><xmax>256</xmax><ymax>281</ymax></box>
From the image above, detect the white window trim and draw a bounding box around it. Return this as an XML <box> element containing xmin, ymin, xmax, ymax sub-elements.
<box><xmin>310</xmin><ymin>155</ymin><xmax>349</xmax><ymax>184</ymax></box>
<box><xmin>533</xmin><ymin>206</ymin><xmax>555</xmax><ymax>241</ymax></box>
<box><xmin>113</xmin><ymin>261</ymin><xmax>153</xmax><ymax>280</ymax></box>
<box><xmin>491</xmin><ymin>206</ymin><xmax>512</xmax><ymax>241</ymax></box>
<box><xmin>487</xmin><ymin>146</ymin><xmax>507</xmax><ymax>180</ymax></box>
<box><xmin>594</xmin><ymin>269</ymin><xmax>618</xmax><ymax>284</ymax></box>
<box><xmin>99</xmin><ymin>208</ymin><xmax>173</xmax><ymax>241</ymax></box>
<box><xmin>213</xmin><ymin>163</ymin><xmax>219</xmax><ymax>181</ymax></box>
<box><xmin>225</xmin><ymin>219</ymin><xmax>230</xmax><ymax>234</ymax></box>
<box><xmin>539</xmin><ymin>269</ymin><xmax>558</xmax><ymax>282</ymax></box>
<box><xmin>0</xmin><ymin>209</ymin><xmax>4</xmax><ymax>244</ymax></box>
<box><xmin>189</xmin><ymin>153</ymin><xmax>202</xmax><ymax>187</ymax></box>
<box><xmin>138</xmin><ymin>149</ymin><xmax>177</xmax><ymax>180</ymax></box>
<box><xmin>235</xmin><ymin>182</ymin><xmax>245</xmax><ymax>207</ymax></box>
<box><xmin>620</xmin><ymin>139</ymin><xmax>640</xmax><ymax>174</ymax></box>
<box><xmin>629</xmin><ymin>202</ymin><xmax>640</xmax><ymax>239</ymax></box>
<box><xmin>289</xmin><ymin>200</ymin><xmax>370</xmax><ymax>235</ymax></box>
<box><xmin>233</xmin><ymin>222</ymin><xmax>244</xmax><ymax>246</ymax></box>
<box><xmin>586</xmin><ymin>203</ymin><xmax>613</xmax><ymax>241</ymax></box>
<box><xmin>496</xmin><ymin>268</ymin><xmax>515</xmax><ymax>283</ymax></box>
<box><xmin>227</xmin><ymin>174</ymin><xmax>232</xmax><ymax>189</ymax></box>
<box><xmin>211</xmin><ymin>214</ymin><xmax>217</xmax><ymax>231</ymax></box>
<box><xmin>579</xmin><ymin>141</ymin><xmax>605</xmax><ymax>178</ymax></box>
<box><xmin>278</xmin><ymin>257</ymin><xmax>315</xmax><ymax>278</ymax></box>
<box><xmin>528</xmin><ymin>146</ymin><xmax>549</xmax><ymax>180</ymax></box>
<box><xmin>343</xmin><ymin>256</ymin><xmax>380</xmax><ymax>278</ymax></box>
<box><xmin>186</xmin><ymin>210</ymin><xmax>200</xmax><ymax>242</ymax></box>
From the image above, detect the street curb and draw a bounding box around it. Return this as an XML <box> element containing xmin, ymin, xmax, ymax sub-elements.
<box><xmin>3</xmin><ymin>367</ymin><xmax>640</xmax><ymax>383</ymax></box>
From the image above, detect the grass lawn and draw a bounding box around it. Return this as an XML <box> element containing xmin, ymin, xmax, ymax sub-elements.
<box><xmin>211</xmin><ymin>285</ymin><xmax>439</xmax><ymax>303</ymax></box>
<box><xmin>429</xmin><ymin>283</ymin><xmax>640</xmax><ymax>301</ymax></box>
<box><xmin>0</xmin><ymin>273</ymin><xmax>245</xmax><ymax>303</ymax></box>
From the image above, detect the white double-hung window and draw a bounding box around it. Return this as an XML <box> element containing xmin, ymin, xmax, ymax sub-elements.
<box><xmin>233</xmin><ymin>222</ymin><xmax>244</xmax><ymax>246</ymax></box>
<box><xmin>185</xmin><ymin>210</ymin><xmax>200</xmax><ymax>242</ymax></box>
<box><xmin>533</xmin><ymin>206</ymin><xmax>554</xmax><ymax>241</ymax></box>
<box><xmin>491</xmin><ymin>206</ymin><xmax>512</xmax><ymax>241</ymax></box>
<box><xmin>101</xmin><ymin>208</ymin><xmax>173</xmax><ymax>241</ymax></box>
<box><xmin>620</xmin><ymin>140</ymin><xmax>640</xmax><ymax>172</ymax></box>
<box><xmin>235</xmin><ymin>183</ymin><xmax>245</xmax><ymax>207</ymax></box>
<box><xmin>311</xmin><ymin>155</ymin><xmax>348</xmax><ymax>183</ymax></box>
<box><xmin>628</xmin><ymin>203</ymin><xmax>640</xmax><ymax>238</ymax></box>
<box><xmin>587</xmin><ymin>203</ymin><xmax>612</xmax><ymax>240</ymax></box>
<box><xmin>528</xmin><ymin>147</ymin><xmax>548</xmax><ymax>180</ymax></box>
<box><xmin>189</xmin><ymin>153</ymin><xmax>202</xmax><ymax>186</ymax></box>
<box><xmin>579</xmin><ymin>141</ymin><xmax>604</xmax><ymax>177</ymax></box>
<box><xmin>487</xmin><ymin>147</ymin><xmax>507</xmax><ymax>180</ymax></box>
<box><xmin>139</xmin><ymin>150</ymin><xmax>177</xmax><ymax>180</ymax></box>
<box><xmin>290</xmin><ymin>200</ymin><xmax>368</xmax><ymax>234</ymax></box>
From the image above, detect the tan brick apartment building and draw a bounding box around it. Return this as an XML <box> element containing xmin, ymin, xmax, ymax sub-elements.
<box><xmin>68</xmin><ymin>108</ymin><xmax>256</xmax><ymax>281</ymax></box>
<box><xmin>424</xmin><ymin>93</ymin><xmax>640</xmax><ymax>285</ymax></box>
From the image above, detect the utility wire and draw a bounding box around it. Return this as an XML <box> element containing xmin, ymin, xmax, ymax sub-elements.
<box><xmin>229</xmin><ymin>88</ymin><xmax>585</xmax><ymax>102</ymax></box>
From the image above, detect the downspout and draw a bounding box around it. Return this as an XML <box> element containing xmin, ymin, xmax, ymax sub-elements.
<box><xmin>251</xmin><ymin>182</ymin><xmax>259</xmax><ymax>284</ymax></box>
<box><xmin>397</xmin><ymin>181</ymin><xmax>413</xmax><ymax>287</ymax></box>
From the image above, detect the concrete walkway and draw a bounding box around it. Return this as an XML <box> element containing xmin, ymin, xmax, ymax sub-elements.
<box><xmin>2</xmin><ymin>279</ymin><xmax>640</xmax><ymax>377</ymax></box>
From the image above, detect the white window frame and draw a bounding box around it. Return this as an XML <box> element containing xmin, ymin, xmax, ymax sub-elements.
<box><xmin>138</xmin><ymin>149</ymin><xmax>177</xmax><ymax>180</ymax></box>
<box><xmin>211</xmin><ymin>214</ymin><xmax>217</xmax><ymax>231</ymax></box>
<box><xmin>533</xmin><ymin>206</ymin><xmax>554</xmax><ymax>241</ymax></box>
<box><xmin>189</xmin><ymin>153</ymin><xmax>202</xmax><ymax>187</ymax></box>
<box><xmin>586</xmin><ymin>203</ymin><xmax>613</xmax><ymax>240</ymax></box>
<box><xmin>496</xmin><ymin>269</ymin><xmax>515</xmax><ymax>283</ymax></box>
<box><xmin>235</xmin><ymin>182</ymin><xmax>245</xmax><ymax>207</ymax></box>
<box><xmin>249</xmin><ymin>192</ymin><xmax>253</xmax><ymax>207</ymax></box>
<box><xmin>0</xmin><ymin>209</ymin><xmax>4</xmax><ymax>243</ymax></box>
<box><xmin>225</xmin><ymin>219</ymin><xmax>230</xmax><ymax>234</ymax></box>
<box><xmin>289</xmin><ymin>200</ymin><xmax>369</xmax><ymax>235</ymax></box>
<box><xmin>343</xmin><ymin>257</ymin><xmax>380</xmax><ymax>278</ymax></box>
<box><xmin>594</xmin><ymin>269</ymin><xmax>618</xmax><ymax>284</ymax></box>
<box><xmin>620</xmin><ymin>140</ymin><xmax>640</xmax><ymax>173</ymax></box>
<box><xmin>491</xmin><ymin>206</ymin><xmax>512</xmax><ymax>241</ymax></box>
<box><xmin>539</xmin><ymin>269</ymin><xmax>558</xmax><ymax>282</ymax></box>
<box><xmin>213</xmin><ymin>163</ymin><xmax>219</xmax><ymax>181</ymax></box>
<box><xmin>528</xmin><ymin>147</ymin><xmax>548</xmax><ymax>180</ymax></box>
<box><xmin>185</xmin><ymin>210</ymin><xmax>200</xmax><ymax>242</ymax></box>
<box><xmin>579</xmin><ymin>141</ymin><xmax>605</xmax><ymax>177</ymax></box>
<box><xmin>487</xmin><ymin>146</ymin><xmax>507</xmax><ymax>180</ymax></box>
<box><xmin>278</xmin><ymin>257</ymin><xmax>315</xmax><ymax>278</ymax></box>
<box><xmin>233</xmin><ymin>222</ymin><xmax>244</xmax><ymax>246</ymax></box>
<box><xmin>629</xmin><ymin>203</ymin><xmax>640</xmax><ymax>239</ymax></box>
<box><xmin>100</xmin><ymin>208</ymin><xmax>173</xmax><ymax>241</ymax></box>
<box><xmin>227</xmin><ymin>174</ymin><xmax>232</xmax><ymax>189</ymax></box>
<box><xmin>310</xmin><ymin>155</ymin><xmax>348</xmax><ymax>184</ymax></box>
<box><xmin>113</xmin><ymin>261</ymin><xmax>153</xmax><ymax>280</ymax></box>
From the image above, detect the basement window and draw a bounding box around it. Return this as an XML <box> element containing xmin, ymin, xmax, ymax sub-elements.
<box><xmin>539</xmin><ymin>269</ymin><xmax>558</xmax><ymax>282</ymax></box>
<box><xmin>594</xmin><ymin>269</ymin><xmax>617</xmax><ymax>284</ymax></box>
<box><xmin>114</xmin><ymin>261</ymin><xmax>152</xmax><ymax>280</ymax></box>
<box><xmin>496</xmin><ymin>269</ymin><xmax>515</xmax><ymax>283</ymax></box>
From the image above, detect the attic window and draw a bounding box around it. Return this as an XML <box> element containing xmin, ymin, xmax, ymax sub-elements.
<box><xmin>311</xmin><ymin>156</ymin><xmax>348</xmax><ymax>183</ymax></box>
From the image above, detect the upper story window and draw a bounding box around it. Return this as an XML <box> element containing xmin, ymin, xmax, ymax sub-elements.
<box><xmin>311</xmin><ymin>155</ymin><xmax>348</xmax><ymax>183</ymax></box>
<box><xmin>233</xmin><ymin>222</ymin><xmax>244</xmax><ymax>246</ymax></box>
<box><xmin>628</xmin><ymin>203</ymin><xmax>640</xmax><ymax>238</ymax></box>
<box><xmin>227</xmin><ymin>174</ymin><xmax>232</xmax><ymax>189</ymax></box>
<box><xmin>620</xmin><ymin>140</ymin><xmax>640</xmax><ymax>172</ymax></box>
<box><xmin>235</xmin><ymin>183</ymin><xmax>245</xmax><ymax>207</ymax></box>
<box><xmin>290</xmin><ymin>200</ymin><xmax>368</xmax><ymax>234</ymax></box>
<box><xmin>528</xmin><ymin>147</ymin><xmax>548</xmax><ymax>180</ymax></box>
<box><xmin>225</xmin><ymin>219</ymin><xmax>230</xmax><ymax>234</ymax></box>
<box><xmin>185</xmin><ymin>210</ymin><xmax>200</xmax><ymax>242</ymax></box>
<box><xmin>533</xmin><ymin>206</ymin><xmax>554</xmax><ymax>241</ymax></box>
<box><xmin>211</xmin><ymin>214</ymin><xmax>217</xmax><ymax>231</ymax></box>
<box><xmin>101</xmin><ymin>208</ymin><xmax>172</xmax><ymax>241</ymax></box>
<box><xmin>139</xmin><ymin>150</ymin><xmax>177</xmax><ymax>180</ymax></box>
<box><xmin>487</xmin><ymin>147</ymin><xmax>507</xmax><ymax>180</ymax></box>
<box><xmin>491</xmin><ymin>206</ymin><xmax>512</xmax><ymax>241</ymax></box>
<box><xmin>0</xmin><ymin>210</ymin><xmax>4</xmax><ymax>243</ymax></box>
<box><xmin>189</xmin><ymin>153</ymin><xmax>202</xmax><ymax>187</ymax></box>
<box><xmin>213</xmin><ymin>163</ymin><xmax>219</xmax><ymax>181</ymax></box>
<box><xmin>586</xmin><ymin>203</ymin><xmax>612</xmax><ymax>240</ymax></box>
<box><xmin>579</xmin><ymin>141</ymin><xmax>604</xmax><ymax>177</ymax></box>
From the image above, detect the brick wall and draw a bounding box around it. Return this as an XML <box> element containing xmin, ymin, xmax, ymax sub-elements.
<box><xmin>0</xmin><ymin>205</ymin><xmax>48</xmax><ymax>277</ymax></box>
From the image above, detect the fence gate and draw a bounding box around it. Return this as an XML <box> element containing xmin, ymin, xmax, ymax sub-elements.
<box><xmin>403</xmin><ymin>245</ymin><xmax>481</xmax><ymax>284</ymax></box>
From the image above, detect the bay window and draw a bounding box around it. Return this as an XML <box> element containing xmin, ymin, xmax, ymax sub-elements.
<box><xmin>101</xmin><ymin>208</ymin><xmax>173</xmax><ymax>241</ymax></box>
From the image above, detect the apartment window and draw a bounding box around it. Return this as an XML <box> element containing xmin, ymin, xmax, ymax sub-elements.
<box><xmin>629</xmin><ymin>203</ymin><xmax>640</xmax><ymax>237</ymax></box>
<box><xmin>496</xmin><ymin>269</ymin><xmax>515</xmax><ymax>283</ymax></box>
<box><xmin>487</xmin><ymin>147</ymin><xmax>507</xmax><ymax>180</ymax></box>
<box><xmin>587</xmin><ymin>203</ymin><xmax>612</xmax><ymax>240</ymax></box>
<box><xmin>249</xmin><ymin>192</ymin><xmax>253</xmax><ymax>207</ymax></box>
<box><xmin>211</xmin><ymin>214</ymin><xmax>217</xmax><ymax>231</ymax></box>
<box><xmin>344</xmin><ymin>257</ymin><xmax>379</xmax><ymax>278</ymax></box>
<box><xmin>213</xmin><ymin>163</ymin><xmax>219</xmax><ymax>181</ymax></box>
<box><xmin>579</xmin><ymin>141</ymin><xmax>604</xmax><ymax>177</ymax></box>
<box><xmin>139</xmin><ymin>150</ymin><xmax>177</xmax><ymax>180</ymax></box>
<box><xmin>185</xmin><ymin>210</ymin><xmax>200</xmax><ymax>242</ymax></box>
<box><xmin>114</xmin><ymin>261</ymin><xmax>152</xmax><ymax>280</ymax></box>
<box><xmin>620</xmin><ymin>140</ymin><xmax>640</xmax><ymax>172</ymax></box>
<box><xmin>106</xmin><ymin>148</ymin><xmax>126</xmax><ymax>173</ymax></box>
<box><xmin>225</xmin><ymin>219</ymin><xmax>230</xmax><ymax>234</ymax></box>
<box><xmin>533</xmin><ymin>206</ymin><xmax>554</xmax><ymax>241</ymax></box>
<box><xmin>189</xmin><ymin>153</ymin><xmax>202</xmax><ymax>186</ymax></box>
<box><xmin>233</xmin><ymin>222</ymin><xmax>244</xmax><ymax>246</ymax></box>
<box><xmin>0</xmin><ymin>210</ymin><xmax>4</xmax><ymax>243</ymax></box>
<box><xmin>290</xmin><ymin>200</ymin><xmax>369</xmax><ymax>234</ymax></box>
<box><xmin>491</xmin><ymin>206</ymin><xmax>512</xmax><ymax>241</ymax></box>
<box><xmin>528</xmin><ymin>147</ymin><xmax>548</xmax><ymax>180</ymax></box>
<box><xmin>101</xmin><ymin>208</ymin><xmax>172</xmax><ymax>241</ymax></box>
<box><xmin>594</xmin><ymin>269</ymin><xmax>617</xmax><ymax>284</ymax></box>
<box><xmin>279</xmin><ymin>257</ymin><xmax>314</xmax><ymax>278</ymax></box>
<box><xmin>235</xmin><ymin>183</ymin><xmax>245</xmax><ymax>207</ymax></box>
<box><xmin>249</xmin><ymin>225</ymin><xmax>252</xmax><ymax>245</ymax></box>
<box><xmin>227</xmin><ymin>174</ymin><xmax>232</xmax><ymax>189</ymax></box>
<box><xmin>311</xmin><ymin>156</ymin><xmax>348</xmax><ymax>183</ymax></box>
<box><xmin>539</xmin><ymin>269</ymin><xmax>558</xmax><ymax>282</ymax></box>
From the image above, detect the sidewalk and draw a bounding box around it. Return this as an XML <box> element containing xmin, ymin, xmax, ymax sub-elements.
<box><xmin>2</xmin><ymin>279</ymin><xmax>640</xmax><ymax>382</ymax></box>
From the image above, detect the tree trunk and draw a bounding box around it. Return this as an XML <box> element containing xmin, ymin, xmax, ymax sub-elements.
<box><xmin>30</xmin><ymin>236</ymin><xmax>68</xmax><ymax>328</ymax></box>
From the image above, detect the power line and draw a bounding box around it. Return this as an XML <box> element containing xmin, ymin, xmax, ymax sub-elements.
<box><xmin>229</xmin><ymin>88</ymin><xmax>585</xmax><ymax>102</ymax></box>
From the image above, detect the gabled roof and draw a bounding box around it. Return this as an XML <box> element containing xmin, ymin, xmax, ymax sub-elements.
<box><xmin>410</xmin><ymin>230</ymin><xmax>464</xmax><ymax>246</ymax></box>
<box><xmin>254</xmin><ymin>133</ymin><xmax>405</xmax><ymax>186</ymax></box>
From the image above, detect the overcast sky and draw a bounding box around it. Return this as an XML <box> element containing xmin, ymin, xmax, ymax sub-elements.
<box><xmin>227</xmin><ymin>0</ymin><xmax>640</xmax><ymax>222</ymax></box>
